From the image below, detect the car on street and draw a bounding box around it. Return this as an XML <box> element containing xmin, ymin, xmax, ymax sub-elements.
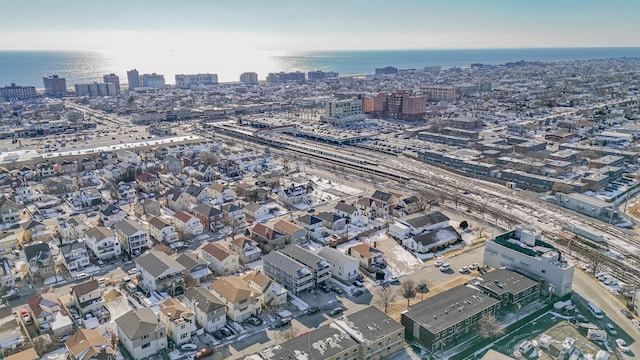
<box><xmin>632</xmin><ymin>319</ymin><xmax>640</xmax><ymax>329</ymax></box>
<box><xmin>605</xmin><ymin>323</ymin><xmax>617</xmax><ymax>335</ymax></box>
<box><xmin>330</xmin><ymin>307</ymin><xmax>344</xmax><ymax>317</ymax></box>
<box><xmin>439</xmin><ymin>263</ymin><xmax>451</xmax><ymax>272</ymax></box>
<box><xmin>181</xmin><ymin>343</ymin><xmax>197</xmax><ymax>351</ymax></box>
<box><xmin>305</xmin><ymin>307</ymin><xmax>320</xmax><ymax>315</ymax></box>
<box><xmin>469</xmin><ymin>263</ymin><xmax>480</xmax><ymax>270</ymax></box>
<box><xmin>352</xmin><ymin>280</ymin><xmax>364</xmax><ymax>287</ymax></box>
<box><xmin>621</xmin><ymin>308</ymin><xmax>634</xmax><ymax>319</ymax></box>
<box><xmin>459</xmin><ymin>266</ymin><xmax>470</xmax><ymax>274</ymax></box>
<box><xmin>195</xmin><ymin>348</ymin><xmax>214</xmax><ymax>359</ymax></box>
<box><xmin>616</xmin><ymin>338</ymin><xmax>629</xmax><ymax>352</ymax></box>
<box><xmin>434</xmin><ymin>260</ymin><xmax>444</xmax><ymax>267</ymax></box>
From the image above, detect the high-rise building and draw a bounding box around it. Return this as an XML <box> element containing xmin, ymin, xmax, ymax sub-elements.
<box><xmin>175</xmin><ymin>73</ymin><xmax>218</xmax><ymax>89</ymax></box>
<box><xmin>373</xmin><ymin>90</ymin><xmax>426</xmax><ymax>120</ymax></box>
<box><xmin>74</xmin><ymin>82</ymin><xmax>117</xmax><ymax>97</ymax></box>
<box><xmin>103</xmin><ymin>73</ymin><xmax>120</xmax><ymax>94</ymax></box>
<box><xmin>0</xmin><ymin>83</ymin><xmax>37</xmax><ymax>101</ymax></box>
<box><xmin>374</xmin><ymin>66</ymin><xmax>398</xmax><ymax>75</ymax></box>
<box><xmin>127</xmin><ymin>69</ymin><xmax>140</xmax><ymax>90</ymax></box>
<box><xmin>325</xmin><ymin>98</ymin><xmax>362</xmax><ymax>118</ymax></box>
<box><xmin>43</xmin><ymin>75</ymin><xmax>67</xmax><ymax>97</ymax></box>
<box><xmin>239</xmin><ymin>72</ymin><xmax>258</xmax><ymax>85</ymax></box>
<box><xmin>266</xmin><ymin>71</ymin><xmax>305</xmax><ymax>83</ymax></box>
<box><xmin>307</xmin><ymin>70</ymin><xmax>339</xmax><ymax>81</ymax></box>
<box><xmin>141</xmin><ymin>73</ymin><xmax>165</xmax><ymax>89</ymax></box>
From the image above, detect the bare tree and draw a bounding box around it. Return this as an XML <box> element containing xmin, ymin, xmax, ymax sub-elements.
<box><xmin>477</xmin><ymin>314</ymin><xmax>505</xmax><ymax>339</ymax></box>
<box><xmin>200</xmin><ymin>151</ymin><xmax>219</xmax><ymax>167</ymax></box>
<box><xmin>416</xmin><ymin>282</ymin><xmax>429</xmax><ymax>301</ymax></box>
<box><xmin>476</xmin><ymin>225</ymin><xmax>487</xmax><ymax>240</ymax></box>
<box><xmin>275</xmin><ymin>325</ymin><xmax>300</xmax><ymax>343</ymax></box>
<box><xmin>552</xmin><ymin>182</ymin><xmax>574</xmax><ymax>194</ymax></box>
<box><xmin>587</xmin><ymin>251</ymin><xmax>607</xmax><ymax>274</ymax></box>
<box><xmin>400</xmin><ymin>279</ymin><xmax>416</xmax><ymax>308</ymax></box>
<box><xmin>183</xmin><ymin>274</ymin><xmax>198</xmax><ymax>289</ymax></box>
<box><xmin>416</xmin><ymin>188</ymin><xmax>434</xmax><ymax>211</ymax></box>
<box><xmin>154</xmin><ymin>243</ymin><xmax>173</xmax><ymax>255</ymax></box>
<box><xmin>373</xmin><ymin>286</ymin><xmax>397</xmax><ymax>314</ymax></box>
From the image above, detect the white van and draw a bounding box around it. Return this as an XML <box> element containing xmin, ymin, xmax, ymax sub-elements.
<box><xmin>587</xmin><ymin>302</ymin><xmax>603</xmax><ymax>319</ymax></box>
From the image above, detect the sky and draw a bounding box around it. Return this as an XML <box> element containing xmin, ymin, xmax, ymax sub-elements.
<box><xmin>1</xmin><ymin>0</ymin><xmax>639</xmax><ymax>52</ymax></box>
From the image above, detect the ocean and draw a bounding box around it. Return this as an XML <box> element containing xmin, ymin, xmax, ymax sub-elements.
<box><xmin>1</xmin><ymin>47</ymin><xmax>640</xmax><ymax>88</ymax></box>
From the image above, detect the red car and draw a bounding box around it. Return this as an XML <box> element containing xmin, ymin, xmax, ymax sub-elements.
<box><xmin>195</xmin><ymin>348</ymin><xmax>214</xmax><ymax>359</ymax></box>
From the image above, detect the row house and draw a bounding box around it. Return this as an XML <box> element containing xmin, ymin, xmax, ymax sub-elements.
<box><xmin>114</xmin><ymin>219</ymin><xmax>149</xmax><ymax>256</ymax></box>
<box><xmin>148</xmin><ymin>217</ymin><xmax>179</xmax><ymax>243</ymax></box>
<box><xmin>84</xmin><ymin>226</ymin><xmax>121</xmax><ymax>261</ymax></box>
<box><xmin>251</xmin><ymin>223</ymin><xmax>287</xmax><ymax>251</ymax></box>
<box><xmin>159</xmin><ymin>298</ymin><xmax>196</xmax><ymax>346</ymax></box>
<box><xmin>135</xmin><ymin>172</ymin><xmax>160</xmax><ymax>193</ymax></box>
<box><xmin>200</xmin><ymin>242</ymin><xmax>240</xmax><ymax>275</ymax></box>
<box><xmin>209</xmin><ymin>276</ymin><xmax>262</xmax><ymax>322</ymax></box>
<box><xmin>262</xmin><ymin>251</ymin><xmax>314</xmax><ymax>296</ymax></box>
<box><xmin>228</xmin><ymin>236</ymin><xmax>262</xmax><ymax>264</ymax></box>
<box><xmin>173</xmin><ymin>211</ymin><xmax>204</xmax><ymax>236</ymax></box>
<box><xmin>183</xmin><ymin>287</ymin><xmax>226</xmax><ymax>333</ymax></box>
<box><xmin>135</xmin><ymin>250</ymin><xmax>186</xmax><ymax>296</ymax></box>
<box><xmin>193</xmin><ymin>203</ymin><xmax>222</xmax><ymax>232</ymax></box>
<box><xmin>281</xmin><ymin>245</ymin><xmax>331</xmax><ymax>287</ymax></box>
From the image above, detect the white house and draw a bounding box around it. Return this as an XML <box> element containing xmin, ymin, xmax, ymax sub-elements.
<box><xmin>84</xmin><ymin>226</ymin><xmax>121</xmax><ymax>261</ymax></box>
<box><xmin>183</xmin><ymin>288</ymin><xmax>226</xmax><ymax>333</ymax></box>
<box><xmin>318</xmin><ymin>246</ymin><xmax>360</xmax><ymax>283</ymax></box>
<box><xmin>200</xmin><ymin>242</ymin><xmax>240</xmax><ymax>275</ymax></box>
<box><xmin>244</xmin><ymin>202</ymin><xmax>269</xmax><ymax>219</ymax></box>
<box><xmin>115</xmin><ymin>308</ymin><xmax>167</xmax><ymax>360</ymax></box>
<box><xmin>148</xmin><ymin>217</ymin><xmax>179</xmax><ymax>243</ymax></box>
<box><xmin>388</xmin><ymin>211</ymin><xmax>450</xmax><ymax>239</ymax></box>
<box><xmin>173</xmin><ymin>211</ymin><xmax>204</xmax><ymax>236</ymax></box>
<box><xmin>159</xmin><ymin>298</ymin><xmax>196</xmax><ymax>346</ymax></box>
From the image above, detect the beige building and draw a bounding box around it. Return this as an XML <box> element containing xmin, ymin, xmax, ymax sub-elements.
<box><xmin>159</xmin><ymin>298</ymin><xmax>196</xmax><ymax>346</ymax></box>
<box><xmin>115</xmin><ymin>308</ymin><xmax>167</xmax><ymax>359</ymax></box>
<box><xmin>242</xmin><ymin>271</ymin><xmax>288</xmax><ymax>307</ymax></box>
<box><xmin>200</xmin><ymin>242</ymin><xmax>240</xmax><ymax>275</ymax></box>
<box><xmin>64</xmin><ymin>328</ymin><xmax>117</xmax><ymax>360</ymax></box>
<box><xmin>209</xmin><ymin>276</ymin><xmax>263</xmax><ymax>322</ymax></box>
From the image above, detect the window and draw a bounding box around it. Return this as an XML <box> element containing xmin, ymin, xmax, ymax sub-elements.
<box><xmin>180</xmin><ymin>333</ymin><xmax>188</xmax><ymax>339</ymax></box>
<box><xmin>141</xmin><ymin>343</ymin><xmax>150</xmax><ymax>349</ymax></box>
<box><xmin>141</xmin><ymin>334</ymin><xmax>149</xmax><ymax>340</ymax></box>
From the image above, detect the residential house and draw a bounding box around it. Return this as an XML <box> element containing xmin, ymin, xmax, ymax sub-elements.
<box><xmin>116</xmin><ymin>150</ymin><xmax>138</xmax><ymax>164</ymax></box>
<box><xmin>26</xmin><ymin>292</ymin><xmax>61</xmax><ymax>330</ymax></box>
<box><xmin>19</xmin><ymin>166</ymin><xmax>34</xmax><ymax>179</ymax></box>
<box><xmin>75</xmin><ymin>188</ymin><xmax>102</xmax><ymax>208</ymax></box>
<box><xmin>281</xmin><ymin>245</ymin><xmax>331</xmax><ymax>287</ymax></box>
<box><xmin>405</xmin><ymin>226</ymin><xmax>461</xmax><ymax>254</ymax></box>
<box><xmin>55</xmin><ymin>160</ymin><xmax>78</xmax><ymax>175</ymax></box>
<box><xmin>0</xmin><ymin>257</ymin><xmax>14</xmax><ymax>288</ymax></box>
<box><xmin>348</xmin><ymin>243</ymin><xmax>385</xmax><ymax>270</ymax></box>
<box><xmin>333</xmin><ymin>201</ymin><xmax>368</xmax><ymax>226</ymax></box>
<box><xmin>184</xmin><ymin>184</ymin><xmax>209</xmax><ymax>203</ymax></box>
<box><xmin>217</xmin><ymin>159</ymin><xmax>241</xmax><ymax>178</ymax></box>
<box><xmin>244</xmin><ymin>202</ymin><xmax>268</xmax><ymax>220</ymax></box>
<box><xmin>355</xmin><ymin>197</ymin><xmax>390</xmax><ymax>219</ymax></box>
<box><xmin>371</xmin><ymin>190</ymin><xmax>399</xmax><ymax>205</ymax></box>
<box><xmin>0</xmin><ymin>305</ymin><xmax>27</xmax><ymax>355</ymax></box>
<box><xmin>79</xmin><ymin>158</ymin><xmax>97</xmax><ymax>171</ymax></box>
<box><xmin>228</xmin><ymin>236</ymin><xmax>262</xmax><ymax>264</ymax></box>
<box><xmin>183</xmin><ymin>287</ymin><xmax>226</xmax><ymax>333</ymax></box>
<box><xmin>262</xmin><ymin>251</ymin><xmax>314</xmax><ymax>295</ymax></box>
<box><xmin>102</xmin><ymin>165</ymin><xmax>121</xmax><ymax>181</ymax></box>
<box><xmin>70</xmin><ymin>280</ymin><xmax>104</xmax><ymax>315</ymax></box>
<box><xmin>315</xmin><ymin>211</ymin><xmax>347</xmax><ymax>231</ymax></box>
<box><xmin>294</xmin><ymin>215</ymin><xmax>323</xmax><ymax>241</ymax></box>
<box><xmin>273</xmin><ymin>220</ymin><xmax>306</xmax><ymax>244</ymax></box>
<box><xmin>21</xmin><ymin>219</ymin><xmax>48</xmax><ymax>244</ymax></box>
<box><xmin>83</xmin><ymin>226</ymin><xmax>121</xmax><ymax>261</ymax></box>
<box><xmin>219</xmin><ymin>203</ymin><xmax>243</xmax><ymax>220</ymax></box>
<box><xmin>0</xmin><ymin>232</ymin><xmax>18</xmax><ymax>255</ymax></box>
<box><xmin>0</xmin><ymin>195</ymin><xmax>22</xmax><ymax>224</ymax></box>
<box><xmin>36</xmin><ymin>163</ymin><xmax>56</xmax><ymax>178</ymax></box>
<box><xmin>135</xmin><ymin>172</ymin><xmax>160</xmax><ymax>193</ymax></box>
<box><xmin>389</xmin><ymin>211</ymin><xmax>451</xmax><ymax>240</ymax></box>
<box><xmin>165</xmin><ymin>189</ymin><xmax>191</xmax><ymax>211</ymax></box>
<box><xmin>24</xmin><ymin>242</ymin><xmax>55</xmax><ymax>279</ymax></box>
<box><xmin>260</xmin><ymin>324</ymin><xmax>358</xmax><ymax>360</ymax></box>
<box><xmin>57</xmin><ymin>216</ymin><xmax>88</xmax><ymax>243</ymax></box>
<box><xmin>200</xmin><ymin>242</ymin><xmax>240</xmax><ymax>275</ymax></box>
<box><xmin>395</xmin><ymin>195</ymin><xmax>422</xmax><ymax>216</ymax></box>
<box><xmin>193</xmin><ymin>203</ymin><xmax>222</xmax><ymax>232</ymax></box>
<box><xmin>134</xmin><ymin>198</ymin><xmax>162</xmax><ymax>218</ymax></box>
<box><xmin>64</xmin><ymin>328</ymin><xmax>117</xmax><ymax>360</ymax></box>
<box><xmin>318</xmin><ymin>247</ymin><xmax>360</xmax><ymax>283</ymax></box>
<box><xmin>206</xmin><ymin>183</ymin><xmax>235</xmax><ymax>204</ymax></box>
<box><xmin>60</xmin><ymin>242</ymin><xmax>90</xmax><ymax>273</ymax></box>
<box><xmin>202</xmin><ymin>165</ymin><xmax>219</xmax><ymax>182</ymax></box>
<box><xmin>173</xmin><ymin>211</ymin><xmax>204</xmax><ymax>236</ymax></box>
<box><xmin>4</xmin><ymin>348</ymin><xmax>38</xmax><ymax>360</ymax></box>
<box><xmin>279</xmin><ymin>185</ymin><xmax>307</xmax><ymax>205</ymax></box>
<box><xmin>114</xmin><ymin>219</ymin><xmax>149</xmax><ymax>256</ymax></box>
<box><xmin>163</xmin><ymin>155</ymin><xmax>182</xmax><ymax>173</ymax></box>
<box><xmin>135</xmin><ymin>250</ymin><xmax>186</xmax><ymax>296</ymax></box>
<box><xmin>98</xmin><ymin>203</ymin><xmax>127</xmax><ymax>228</ymax></box>
<box><xmin>115</xmin><ymin>308</ymin><xmax>167</xmax><ymax>360</ymax></box>
<box><xmin>209</xmin><ymin>276</ymin><xmax>262</xmax><ymax>322</ymax></box>
<box><xmin>42</xmin><ymin>176</ymin><xmax>75</xmax><ymax>195</ymax></box>
<box><xmin>148</xmin><ymin>217</ymin><xmax>179</xmax><ymax>243</ymax></box>
<box><xmin>250</xmin><ymin>223</ymin><xmax>287</xmax><ymax>251</ymax></box>
<box><xmin>159</xmin><ymin>298</ymin><xmax>196</xmax><ymax>346</ymax></box>
<box><xmin>174</xmin><ymin>252</ymin><xmax>211</xmax><ymax>284</ymax></box>
<box><xmin>242</xmin><ymin>271</ymin><xmax>288</xmax><ymax>307</ymax></box>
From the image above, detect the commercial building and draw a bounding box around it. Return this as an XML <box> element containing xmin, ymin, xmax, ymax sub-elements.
<box><xmin>0</xmin><ymin>83</ymin><xmax>37</xmax><ymax>101</ymax></box>
<box><xmin>421</xmin><ymin>85</ymin><xmax>457</xmax><ymax>101</ymax></box>
<box><xmin>375</xmin><ymin>66</ymin><xmax>398</xmax><ymax>75</ymax></box>
<box><xmin>103</xmin><ymin>73</ymin><xmax>120</xmax><ymax>93</ymax></box>
<box><xmin>239</xmin><ymin>72</ymin><xmax>259</xmax><ymax>85</ymax></box>
<box><xmin>307</xmin><ymin>70</ymin><xmax>339</xmax><ymax>80</ymax></box>
<box><xmin>74</xmin><ymin>82</ymin><xmax>117</xmax><ymax>97</ymax></box>
<box><xmin>555</xmin><ymin>193</ymin><xmax>618</xmax><ymax>223</ymax></box>
<box><xmin>373</xmin><ymin>90</ymin><xmax>426</xmax><ymax>120</ymax></box>
<box><xmin>43</xmin><ymin>75</ymin><xmax>67</xmax><ymax>97</ymax></box>
<box><xmin>126</xmin><ymin>69</ymin><xmax>140</xmax><ymax>90</ymax></box>
<box><xmin>325</xmin><ymin>98</ymin><xmax>363</xmax><ymax>119</ymax></box>
<box><xmin>175</xmin><ymin>73</ymin><xmax>218</xmax><ymax>89</ymax></box>
<box><xmin>266</xmin><ymin>71</ymin><xmax>305</xmax><ymax>83</ymax></box>
<box><xmin>484</xmin><ymin>225</ymin><xmax>574</xmax><ymax>297</ymax></box>
<box><xmin>141</xmin><ymin>73</ymin><xmax>165</xmax><ymax>89</ymax></box>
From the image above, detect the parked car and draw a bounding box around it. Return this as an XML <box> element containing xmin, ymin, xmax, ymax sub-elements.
<box><xmin>459</xmin><ymin>266</ymin><xmax>470</xmax><ymax>274</ymax></box>
<box><xmin>319</xmin><ymin>284</ymin><xmax>331</xmax><ymax>293</ymax></box>
<box><xmin>195</xmin><ymin>348</ymin><xmax>214</xmax><ymax>359</ymax></box>
<box><xmin>632</xmin><ymin>319</ymin><xmax>640</xmax><ymax>329</ymax></box>
<box><xmin>605</xmin><ymin>323</ymin><xmax>617</xmax><ymax>335</ymax></box>
<box><xmin>305</xmin><ymin>307</ymin><xmax>320</xmax><ymax>315</ymax></box>
<box><xmin>331</xmin><ymin>286</ymin><xmax>344</xmax><ymax>295</ymax></box>
<box><xmin>390</xmin><ymin>276</ymin><xmax>400</xmax><ymax>285</ymax></box>
<box><xmin>433</xmin><ymin>260</ymin><xmax>444</xmax><ymax>267</ymax></box>
<box><xmin>272</xmin><ymin>318</ymin><xmax>291</xmax><ymax>328</ymax></box>
<box><xmin>620</xmin><ymin>308</ymin><xmax>634</xmax><ymax>319</ymax></box>
<box><xmin>439</xmin><ymin>263</ymin><xmax>451</xmax><ymax>272</ymax></box>
<box><xmin>352</xmin><ymin>280</ymin><xmax>364</xmax><ymax>287</ymax></box>
<box><xmin>329</xmin><ymin>307</ymin><xmax>344</xmax><ymax>317</ymax></box>
<box><xmin>469</xmin><ymin>263</ymin><xmax>480</xmax><ymax>270</ymax></box>
<box><xmin>181</xmin><ymin>343</ymin><xmax>198</xmax><ymax>351</ymax></box>
<box><xmin>616</xmin><ymin>338</ymin><xmax>629</xmax><ymax>352</ymax></box>
<box><xmin>245</xmin><ymin>316</ymin><xmax>262</xmax><ymax>326</ymax></box>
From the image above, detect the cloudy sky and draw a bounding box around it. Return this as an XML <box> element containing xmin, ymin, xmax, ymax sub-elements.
<box><xmin>1</xmin><ymin>0</ymin><xmax>639</xmax><ymax>51</ymax></box>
